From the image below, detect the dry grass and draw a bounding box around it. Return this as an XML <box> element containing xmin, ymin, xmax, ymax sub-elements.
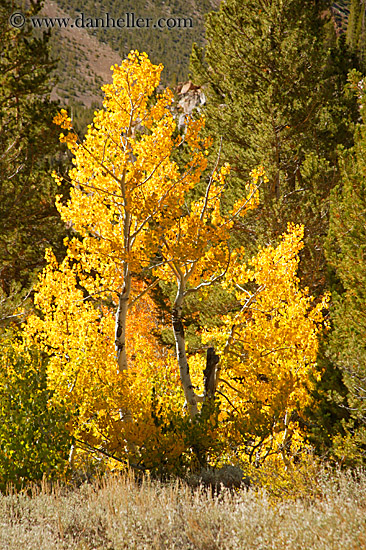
<box><xmin>1</xmin><ymin>469</ymin><xmax>366</xmax><ymax>550</ymax></box>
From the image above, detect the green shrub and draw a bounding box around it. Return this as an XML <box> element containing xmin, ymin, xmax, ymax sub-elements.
<box><xmin>0</xmin><ymin>333</ymin><xmax>72</xmax><ymax>491</ymax></box>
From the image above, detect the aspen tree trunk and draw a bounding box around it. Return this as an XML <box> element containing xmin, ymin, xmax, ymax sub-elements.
<box><xmin>280</xmin><ymin>410</ymin><xmax>292</xmax><ymax>469</ymax></box>
<box><xmin>115</xmin><ymin>265</ymin><xmax>134</xmax><ymax>427</ymax></box>
<box><xmin>172</xmin><ymin>281</ymin><xmax>201</xmax><ymax>418</ymax></box>
<box><xmin>115</xmin><ymin>140</ymin><xmax>132</xmax><ymax>372</ymax></box>
<box><xmin>115</xmin><ymin>267</ymin><xmax>132</xmax><ymax>372</ymax></box>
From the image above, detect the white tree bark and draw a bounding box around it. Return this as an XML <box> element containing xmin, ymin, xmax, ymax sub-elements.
<box><xmin>114</xmin><ymin>112</ymin><xmax>133</xmax><ymax>373</ymax></box>
<box><xmin>172</xmin><ymin>280</ymin><xmax>203</xmax><ymax>418</ymax></box>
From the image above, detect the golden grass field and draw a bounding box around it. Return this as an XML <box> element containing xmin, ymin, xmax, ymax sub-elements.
<box><xmin>1</xmin><ymin>467</ymin><xmax>366</xmax><ymax>550</ymax></box>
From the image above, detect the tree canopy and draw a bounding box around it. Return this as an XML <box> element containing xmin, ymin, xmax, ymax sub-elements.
<box><xmin>190</xmin><ymin>0</ymin><xmax>359</xmax><ymax>295</ymax></box>
<box><xmin>0</xmin><ymin>0</ymin><xmax>69</xmax><ymax>327</ymax></box>
<box><xmin>19</xmin><ymin>51</ymin><xmax>330</xmax><ymax>473</ymax></box>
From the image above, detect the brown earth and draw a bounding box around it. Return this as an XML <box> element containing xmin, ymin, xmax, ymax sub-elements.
<box><xmin>42</xmin><ymin>0</ymin><xmax>121</xmax><ymax>106</ymax></box>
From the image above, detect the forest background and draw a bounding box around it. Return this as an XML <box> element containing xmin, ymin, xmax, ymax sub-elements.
<box><xmin>1</xmin><ymin>0</ymin><xmax>366</xmax><ymax>497</ymax></box>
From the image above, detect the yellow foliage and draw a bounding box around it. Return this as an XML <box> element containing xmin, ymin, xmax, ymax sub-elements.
<box><xmin>203</xmin><ymin>224</ymin><xmax>329</xmax><ymax>464</ymax></box>
<box><xmin>21</xmin><ymin>51</ymin><xmax>329</xmax><ymax>472</ymax></box>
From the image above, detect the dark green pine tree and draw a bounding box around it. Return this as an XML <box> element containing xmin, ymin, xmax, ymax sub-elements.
<box><xmin>346</xmin><ymin>0</ymin><xmax>362</xmax><ymax>48</ymax></box>
<box><xmin>346</xmin><ymin>0</ymin><xmax>366</xmax><ymax>67</ymax></box>
<box><xmin>0</xmin><ymin>0</ymin><xmax>69</xmax><ymax>326</ymax></box>
<box><xmin>190</xmin><ymin>0</ymin><xmax>359</xmax><ymax>296</ymax></box>
<box><xmin>324</xmin><ymin>71</ymin><xmax>366</xmax><ymax>464</ymax></box>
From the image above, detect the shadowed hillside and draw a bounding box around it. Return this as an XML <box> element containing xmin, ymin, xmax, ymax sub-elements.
<box><xmin>42</xmin><ymin>0</ymin><xmax>220</xmax><ymax>107</ymax></box>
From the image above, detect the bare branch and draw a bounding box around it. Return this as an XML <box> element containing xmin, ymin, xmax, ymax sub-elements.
<box><xmin>200</xmin><ymin>136</ymin><xmax>223</xmax><ymax>222</ymax></box>
<box><xmin>184</xmin><ymin>248</ymin><xmax>231</xmax><ymax>295</ymax></box>
<box><xmin>224</xmin><ymin>285</ymin><xmax>265</xmax><ymax>355</ymax></box>
<box><xmin>216</xmin><ymin>389</ymin><xmax>240</xmax><ymax>413</ymax></box>
<box><xmin>128</xmin><ymin>279</ymin><xmax>160</xmax><ymax>308</ymax></box>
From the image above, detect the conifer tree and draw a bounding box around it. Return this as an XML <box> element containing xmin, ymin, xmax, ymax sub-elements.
<box><xmin>190</xmin><ymin>0</ymin><xmax>358</xmax><ymax>295</ymax></box>
<box><xmin>0</xmin><ymin>0</ymin><xmax>69</xmax><ymax>326</ymax></box>
<box><xmin>346</xmin><ymin>0</ymin><xmax>366</xmax><ymax>66</ymax></box>
<box><xmin>325</xmin><ymin>71</ymin><xmax>366</xmax><ymax>463</ymax></box>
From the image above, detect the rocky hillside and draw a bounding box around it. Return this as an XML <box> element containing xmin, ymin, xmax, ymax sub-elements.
<box><xmin>43</xmin><ymin>1</ymin><xmax>121</xmax><ymax>107</ymax></box>
<box><xmin>332</xmin><ymin>0</ymin><xmax>350</xmax><ymax>33</ymax></box>
<box><xmin>43</xmin><ymin>0</ymin><xmax>220</xmax><ymax>109</ymax></box>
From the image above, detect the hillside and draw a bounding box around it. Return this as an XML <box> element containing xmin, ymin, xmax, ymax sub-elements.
<box><xmin>43</xmin><ymin>0</ymin><xmax>220</xmax><ymax>108</ymax></box>
<box><xmin>332</xmin><ymin>0</ymin><xmax>350</xmax><ymax>33</ymax></box>
<box><xmin>42</xmin><ymin>1</ymin><xmax>121</xmax><ymax>107</ymax></box>
<box><xmin>43</xmin><ymin>0</ymin><xmax>353</xmax><ymax>110</ymax></box>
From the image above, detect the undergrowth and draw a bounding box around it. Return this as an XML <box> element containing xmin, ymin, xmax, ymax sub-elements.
<box><xmin>0</xmin><ymin>466</ymin><xmax>365</xmax><ymax>549</ymax></box>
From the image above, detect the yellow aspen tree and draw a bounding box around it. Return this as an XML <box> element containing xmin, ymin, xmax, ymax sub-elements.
<box><xmin>22</xmin><ymin>51</ymin><xmax>259</xmax><ymax>462</ymax></box>
<box><xmin>48</xmin><ymin>50</ymin><xmax>262</xmax><ymax>420</ymax></box>
<box><xmin>49</xmin><ymin>51</ymin><xmax>212</xmax><ymax>372</ymax></box>
<box><xmin>153</xmin><ymin>163</ymin><xmax>262</xmax><ymax>417</ymax></box>
<box><xmin>21</xmin><ymin>51</ymin><xmax>329</xmax><ymax>471</ymax></box>
<box><xmin>203</xmin><ymin>224</ymin><xmax>329</xmax><ymax>464</ymax></box>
